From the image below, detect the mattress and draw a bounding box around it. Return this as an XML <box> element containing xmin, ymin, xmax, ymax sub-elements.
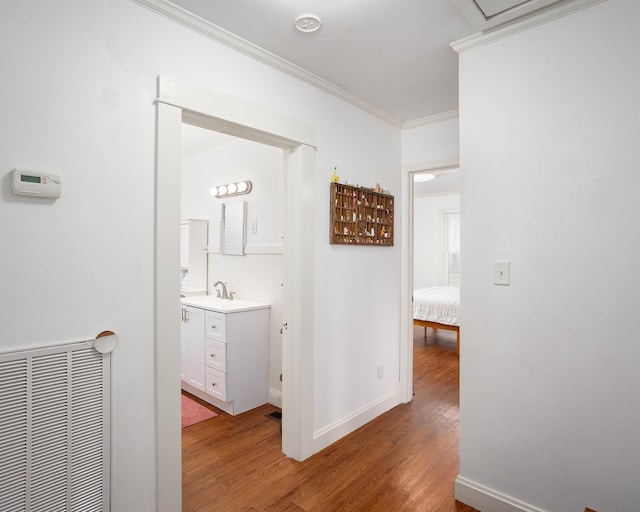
<box><xmin>413</xmin><ymin>286</ymin><xmax>460</xmax><ymax>326</ymax></box>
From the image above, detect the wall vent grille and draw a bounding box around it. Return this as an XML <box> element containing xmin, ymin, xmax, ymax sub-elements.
<box><xmin>0</xmin><ymin>341</ymin><xmax>110</xmax><ymax>512</ymax></box>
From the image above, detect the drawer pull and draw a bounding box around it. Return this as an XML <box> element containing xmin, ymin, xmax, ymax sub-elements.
<box><xmin>211</xmin><ymin>383</ymin><xmax>216</xmax><ymax>387</ymax></box>
<box><xmin>210</xmin><ymin>354</ymin><xmax>216</xmax><ymax>358</ymax></box>
<box><xmin>211</xmin><ymin>325</ymin><xmax>217</xmax><ymax>329</ymax></box>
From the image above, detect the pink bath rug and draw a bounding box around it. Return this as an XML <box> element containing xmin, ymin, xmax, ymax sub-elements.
<box><xmin>181</xmin><ymin>393</ymin><xmax>217</xmax><ymax>428</ymax></box>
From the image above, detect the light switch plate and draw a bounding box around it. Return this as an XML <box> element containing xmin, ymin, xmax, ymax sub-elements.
<box><xmin>493</xmin><ymin>261</ymin><xmax>511</xmax><ymax>285</ymax></box>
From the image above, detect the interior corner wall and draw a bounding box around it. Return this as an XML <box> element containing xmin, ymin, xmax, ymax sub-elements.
<box><xmin>0</xmin><ymin>0</ymin><xmax>400</xmax><ymax>509</ymax></box>
<box><xmin>457</xmin><ymin>1</ymin><xmax>640</xmax><ymax>511</ymax></box>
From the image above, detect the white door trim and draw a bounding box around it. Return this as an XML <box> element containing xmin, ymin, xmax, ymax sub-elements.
<box><xmin>399</xmin><ymin>160</ymin><xmax>460</xmax><ymax>404</ymax></box>
<box><xmin>154</xmin><ymin>77</ymin><xmax>316</xmax><ymax>512</ymax></box>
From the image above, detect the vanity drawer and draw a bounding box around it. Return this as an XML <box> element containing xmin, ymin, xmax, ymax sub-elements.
<box><xmin>205</xmin><ymin>311</ymin><xmax>226</xmax><ymax>341</ymax></box>
<box><xmin>205</xmin><ymin>340</ymin><xmax>227</xmax><ymax>372</ymax></box>
<box><xmin>205</xmin><ymin>367</ymin><xmax>228</xmax><ymax>402</ymax></box>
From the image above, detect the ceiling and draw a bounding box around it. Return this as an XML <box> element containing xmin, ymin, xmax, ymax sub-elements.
<box><xmin>414</xmin><ymin>169</ymin><xmax>460</xmax><ymax>196</ymax></box>
<box><xmin>158</xmin><ymin>0</ymin><xmax>565</xmax><ymax>126</ymax></box>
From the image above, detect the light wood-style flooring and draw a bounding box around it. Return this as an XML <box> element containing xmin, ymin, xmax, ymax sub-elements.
<box><xmin>182</xmin><ymin>327</ymin><xmax>477</xmax><ymax>511</ymax></box>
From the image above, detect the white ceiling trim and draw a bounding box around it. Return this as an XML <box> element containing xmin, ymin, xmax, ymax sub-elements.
<box><xmin>402</xmin><ymin>109</ymin><xmax>459</xmax><ymax>130</ymax></box>
<box><xmin>451</xmin><ymin>0</ymin><xmax>606</xmax><ymax>52</ymax></box>
<box><xmin>132</xmin><ymin>0</ymin><xmax>404</xmax><ymax>128</ymax></box>
<box><xmin>402</xmin><ymin>159</ymin><xmax>460</xmax><ymax>174</ymax></box>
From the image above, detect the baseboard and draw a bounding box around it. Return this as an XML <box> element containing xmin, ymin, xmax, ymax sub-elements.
<box><xmin>268</xmin><ymin>388</ymin><xmax>282</xmax><ymax>408</ymax></box>
<box><xmin>455</xmin><ymin>476</ymin><xmax>548</xmax><ymax>512</ymax></box>
<box><xmin>311</xmin><ymin>390</ymin><xmax>402</xmax><ymax>454</ymax></box>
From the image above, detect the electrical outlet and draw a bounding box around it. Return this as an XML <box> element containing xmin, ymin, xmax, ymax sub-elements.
<box><xmin>377</xmin><ymin>364</ymin><xmax>384</xmax><ymax>380</ymax></box>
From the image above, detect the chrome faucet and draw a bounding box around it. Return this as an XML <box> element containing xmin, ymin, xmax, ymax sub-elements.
<box><xmin>213</xmin><ymin>281</ymin><xmax>228</xmax><ymax>299</ymax></box>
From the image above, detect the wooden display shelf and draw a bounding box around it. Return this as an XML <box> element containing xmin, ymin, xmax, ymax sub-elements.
<box><xmin>330</xmin><ymin>182</ymin><xmax>394</xmax><ymax>246</ymax></box>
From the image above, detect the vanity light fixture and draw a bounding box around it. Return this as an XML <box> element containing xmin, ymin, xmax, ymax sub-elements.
<box><xmin>210</xmin><ymin>180</ymin><xmax>252</xmax><ymax>198</ymax></box>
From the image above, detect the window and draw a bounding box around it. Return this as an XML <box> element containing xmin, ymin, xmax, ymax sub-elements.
<box><xmin>444</xmin><ymin>212</ymin><xmax>460</xmax><ymax>287</ymax></box>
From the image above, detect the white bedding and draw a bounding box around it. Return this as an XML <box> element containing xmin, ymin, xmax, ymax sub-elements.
<box><xmin>413</xmin><ymin>286</ymin><xmax>460</xmax><ymax>326</ymax></box>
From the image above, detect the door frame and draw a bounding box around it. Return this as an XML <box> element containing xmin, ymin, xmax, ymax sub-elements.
<box><xmin>399</xmin><ymin>160</ymin><xmax>459</xmax><ymax>402</ymax></box>
<box><xmin>154</xmin><ymin>77</ymin><xmax>317</xmax><ymax>512</ymax></box>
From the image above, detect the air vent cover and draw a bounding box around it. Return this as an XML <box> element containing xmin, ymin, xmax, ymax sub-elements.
<box><xmin>0</xmin><ymin>341</ymin><xmax>110</xmax><ymax>512</ymax></box>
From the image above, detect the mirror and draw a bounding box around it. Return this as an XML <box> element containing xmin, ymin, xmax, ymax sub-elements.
<box><xmin>220</xmin><ymin>201</ymin><xmax>246</xmax><ymax>255</ymax></box>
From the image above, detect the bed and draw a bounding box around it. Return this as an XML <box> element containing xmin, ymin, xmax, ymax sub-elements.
<box><xmin>413</xmin><ymin>286</ymin><xmax>460</xmax><ymax>355</ymax></box>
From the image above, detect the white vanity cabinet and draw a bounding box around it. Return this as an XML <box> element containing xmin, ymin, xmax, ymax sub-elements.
<box><xmin>180</xmin><ymin>305</ymin><xmax>206</xmax><ymax>391</ymax></box>
<box><xmin>180</xmin><ymin>296</ymin><xmax>270</xmax><ymax>416</ymax></box>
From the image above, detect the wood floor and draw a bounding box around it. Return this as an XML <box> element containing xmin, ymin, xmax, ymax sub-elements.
<box><xmin>182</xmin><ymin>327</ymin><xmax>477</xmax><ymax>512</ymax></box>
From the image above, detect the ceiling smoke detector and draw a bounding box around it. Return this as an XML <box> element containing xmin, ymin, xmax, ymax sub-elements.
<box><xmin>295</xmin><ymin>14</ymin><xmax>321</xmax><ymax>33</ymax></box>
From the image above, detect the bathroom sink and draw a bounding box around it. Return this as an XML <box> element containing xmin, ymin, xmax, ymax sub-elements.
<box><xmin>180</xmin><ymin>295</ymin><xmax>269</xmax><ymax>313</ymax></box>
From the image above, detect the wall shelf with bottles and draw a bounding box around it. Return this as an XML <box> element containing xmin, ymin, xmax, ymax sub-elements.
<box><xmin>330</xmin><ymin>182</ymin><xmax>394</xmax><ymax>246</ymax></box>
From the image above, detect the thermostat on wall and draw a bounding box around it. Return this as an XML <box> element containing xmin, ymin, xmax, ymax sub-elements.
<box><xmin>11</xmin><ymin>169</ymin><xmax>62</xmax><ymax>199</ymax></box>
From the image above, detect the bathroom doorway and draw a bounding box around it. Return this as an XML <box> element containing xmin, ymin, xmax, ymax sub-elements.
<box><xmin>179</xmin><ymin>123</ymin><xmax>286</xmax><ymax>413</ymax></box>
<box><xmin>154</xmin><ymin>78</ymin><xmax>316</xmax><ymax>512</ymax></box>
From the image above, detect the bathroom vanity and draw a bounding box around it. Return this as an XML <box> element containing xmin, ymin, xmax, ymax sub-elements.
<box><xmin>180</xmin><ymin>295</ymin><xmax>270</xmax><ymax>415</ymax></box>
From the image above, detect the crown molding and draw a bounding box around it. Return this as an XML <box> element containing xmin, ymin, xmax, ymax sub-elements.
<box><xmin>132</xmin><ymin>0</ymin><xmax>404</xmax><ymax>128</ymax></box>
<box><xmin>451</xmin><ymin>0</ymin><xmax>606</xmax><ymax>53</ymax></box>
<box><xmin>402</xmin><ymin>109</ymin><xmax>459</xmax><ymax>130</ymax></box>
<box><xmin>402</xmin><ymin>159</ymin><xmax>460</xmax><ymax>174</ymax></box>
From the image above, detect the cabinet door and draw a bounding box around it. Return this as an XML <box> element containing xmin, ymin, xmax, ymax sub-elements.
<box><xmin>182</xmin><ymin>305</ymin><xmax>205</xmax><ymax>391</ymax></box>
<box><xmin>180</xmin><ymin>308</ymin><xmax>187</xmax><ymax>381</ymax></box>
<box><xmin>180</xmin><ymin>222</ymin><xmax>189</xmax><ymax>268</ymax></box>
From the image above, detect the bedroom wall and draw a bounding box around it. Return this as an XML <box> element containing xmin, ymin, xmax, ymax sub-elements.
<box><xmin>413</xmin><ymin>193</ymin><xmax>460</xmax><ymax>289</ymax></box>
<box><xmin>181</xmin><ymin>136</ymin><xmax>285</xmax><ymax>401</ymax></box>
<box><xmin>0</xmin><ymin>1</ymin><xmax>400</xmax><ymax>509</ymax></box>
<box><xmin>456</xmin><ymin>1</ymin><xmax>640</xmax><ymax>511</ymax></box>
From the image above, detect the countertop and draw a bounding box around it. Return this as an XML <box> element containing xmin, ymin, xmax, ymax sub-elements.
<box><xmin>180</xmin><ymin>295</ymin><xmax>270</xmax><ymax>313</ymax></box>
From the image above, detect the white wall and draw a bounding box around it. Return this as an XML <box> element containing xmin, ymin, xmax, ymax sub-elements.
<box><xmin>457</xmin><ymin>1</ymin><xmax>640</xmax><ymax>511</ymax></box>
<box><xmin>181</xmin><ymin>136</ymin><xmax>284</xmax><ymax>249</ymax></box>
<box><xmin>402</xmin><ymin>115</ymin><xmax>459</xmax><ymax>169</ymax></box>
<box><xmin>0</xmin><ymin>1</ymin><xmax>400</xmax><ymax>509</ymax></box>
<box><xmin>181</xmin><ymin>137</ymin><xmax>285</xmax><ymax>398</ymax></box>
<box><xmin>413</xmin><ymin>193</ymin><xmax>460</xmax><ymax>288</ymax></box>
